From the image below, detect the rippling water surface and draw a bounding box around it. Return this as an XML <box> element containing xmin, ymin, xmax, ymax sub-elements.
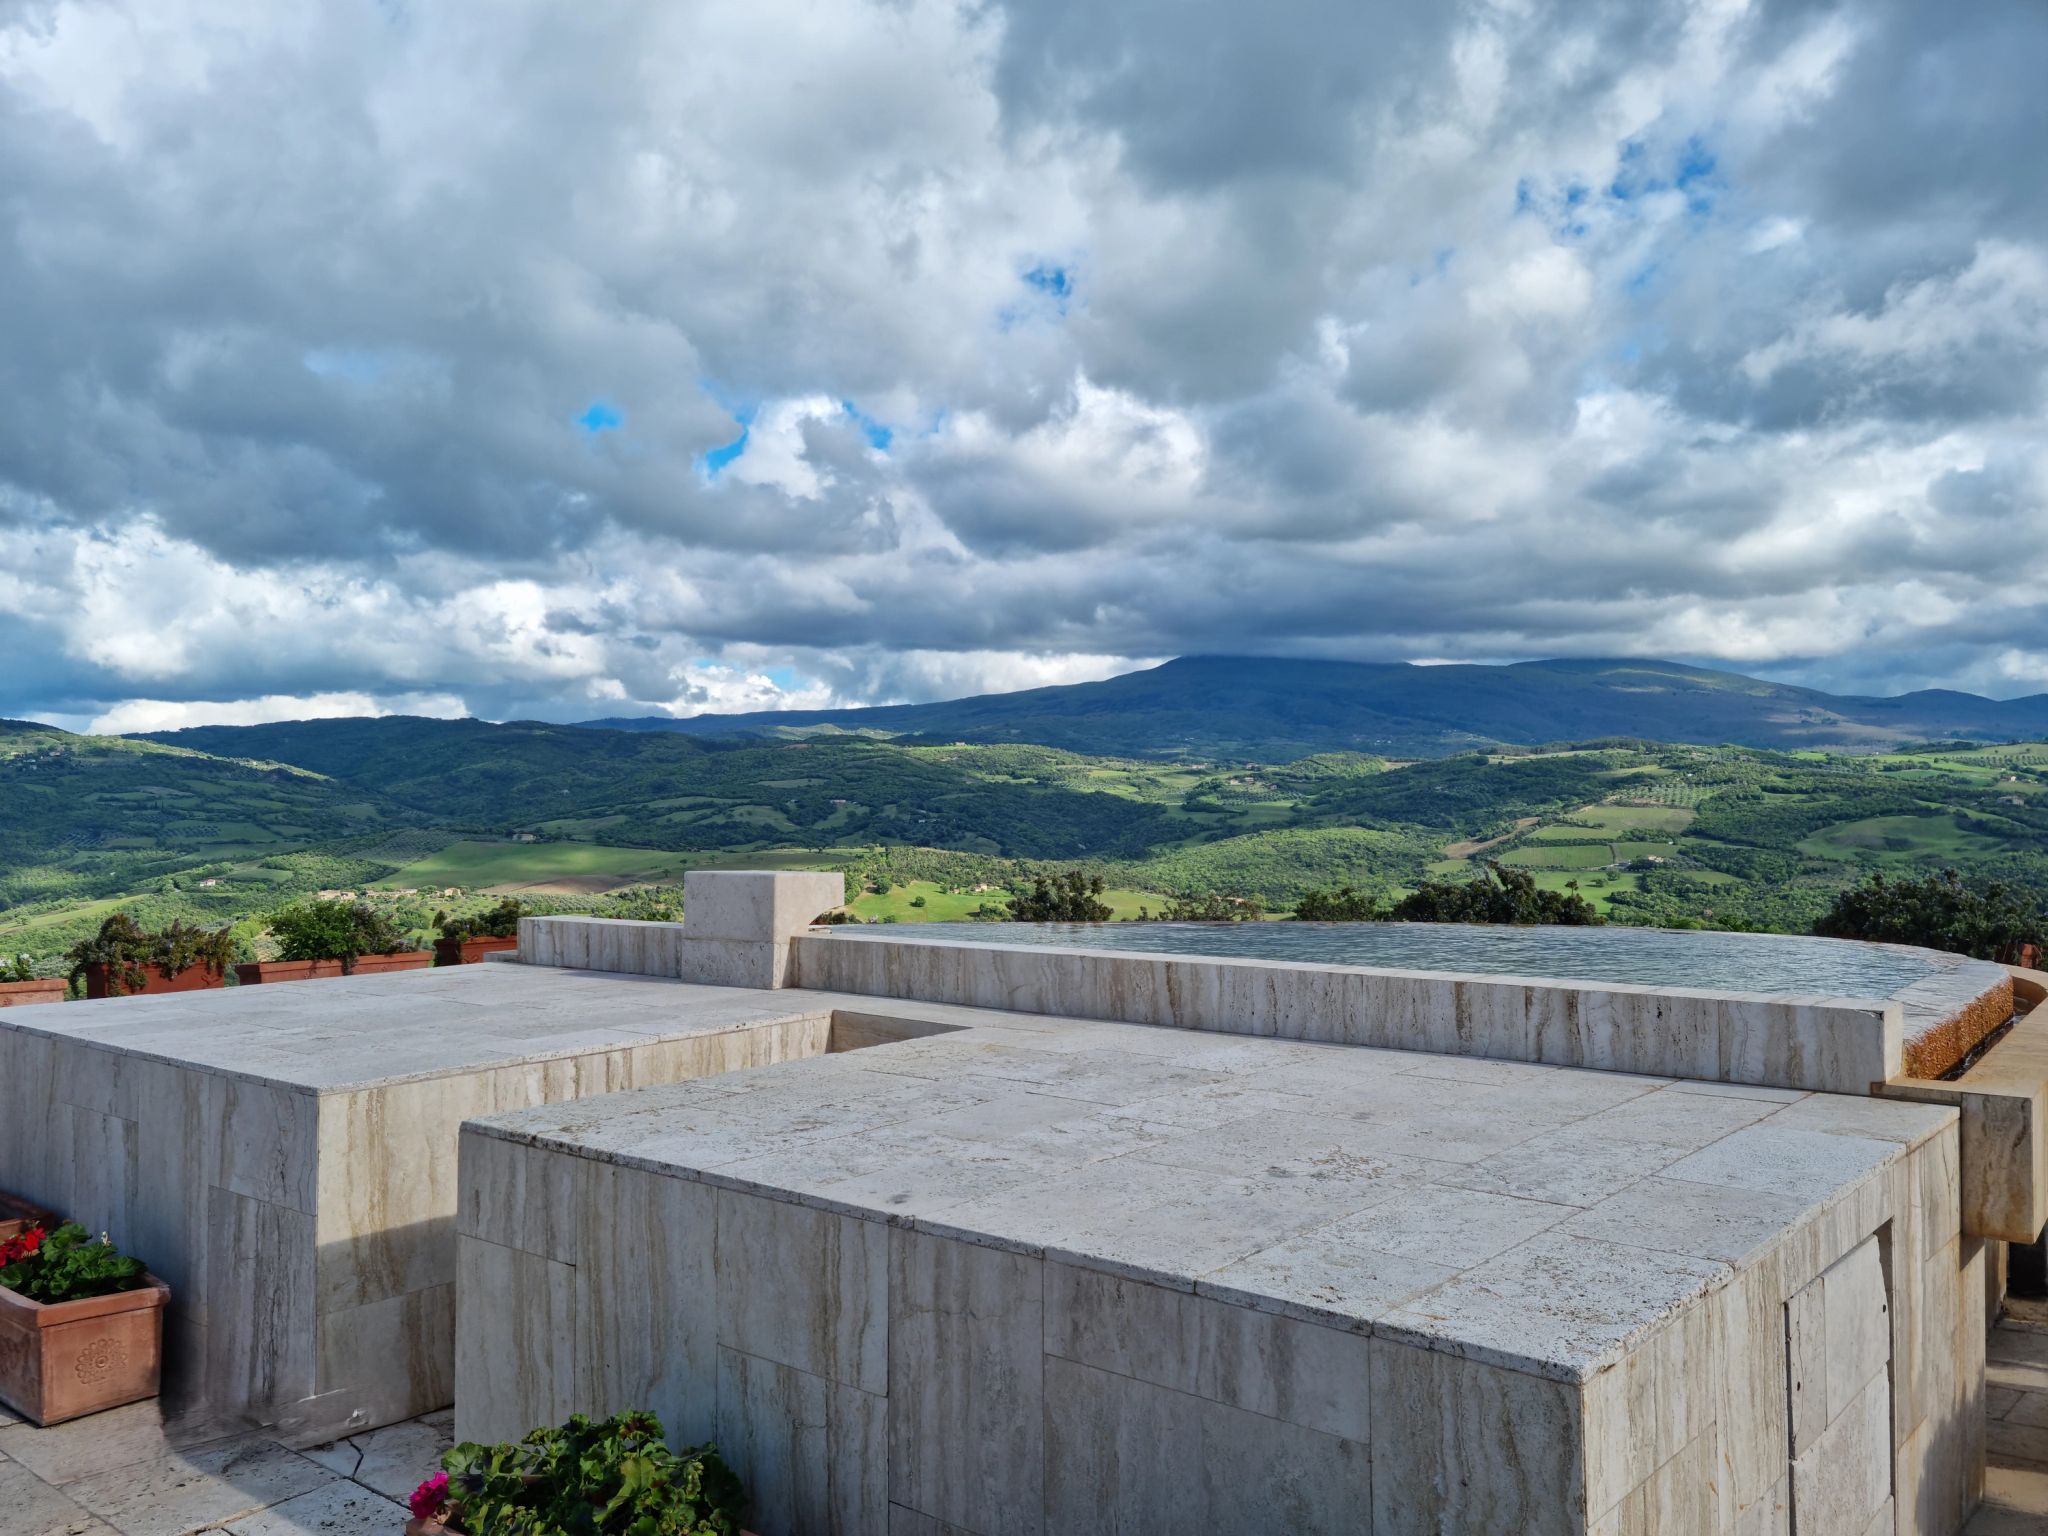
<box><xmin>848</xmin><ymin>921</ymin><xmax>1942</xmax><ymax>999</ymax></box>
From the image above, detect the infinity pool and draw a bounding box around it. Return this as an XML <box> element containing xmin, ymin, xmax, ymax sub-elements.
<box><xmin>856</xmin><ymin>920</ymin><xmax>1955</xmax><ymax>1000</ymax></box>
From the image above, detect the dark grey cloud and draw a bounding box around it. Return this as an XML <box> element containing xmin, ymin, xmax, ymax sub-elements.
<box><xmin>0</xmin><ymin>0</ymin><xmax>2044</xmax><ymax>733</ymax></box>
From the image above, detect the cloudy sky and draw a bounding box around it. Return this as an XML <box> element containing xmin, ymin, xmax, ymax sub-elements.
<box><xmin>1</xmin><ymin>0</ymin><xmax>2044</xmax><ymax>733</ymax></box>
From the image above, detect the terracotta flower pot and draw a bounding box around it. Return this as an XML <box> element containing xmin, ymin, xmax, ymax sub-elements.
<box><xmin>0</xmin><ymin>1273</ymin><xmax>170</xmax><ymax>1425</ymax></box>
<box><xmin>0</xmin><ymin>1191</ymin><xmax>58</xmax><ymax>1242</ymax></box>
<box><xmin>82</xmin><ymin>962</ymin><xmax>225</xmax><ymax>1000</ymax></box>
<box><xmin>433</xmin><ymin>936</ymin><xmax>519</xmax><ymax>966</ymax></box>
<box><xmin>0</xmin><ymin>977</ymin><xmax>66</xmax><ymax>1009</ymax></box>
<box><xmin>234</xmin><ymin>958</ymin><xmax>346</xmax><ymax>986</ymax></box>
<box><xmin>347</xmin><ymin>950</ymin><xmax>435</xmax><ymax>976</ymax></box>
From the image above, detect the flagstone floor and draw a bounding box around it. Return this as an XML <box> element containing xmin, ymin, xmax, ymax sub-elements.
<box><xmin>1975</xmin><ymin>1311</ymin><xmax>2048</xmax><ymax>1533</ymax></box>
<box><xmin>1</xmin><ymin>1320</ymin><xmax>2043</xmax><ymax>1534</ymax></box>
<box><xmin>0</xmin><ymin>1397</ymin><xmax>449</xmax><ymax>1536</ymax></box>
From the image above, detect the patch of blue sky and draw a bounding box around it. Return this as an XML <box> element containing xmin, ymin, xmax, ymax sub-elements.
<box><xmin>840</xmin><ymin>400</ymin><xmax>893</xmax><ymax>451</ymax></box>
<box><xmin>1510</xmin><ymin>175</ymin><xmax>1595</xmax><ymax>239</ymax></box>
<box><xmin>1023</xmin><ymin>263</ymin><xmax>1072</xmax><ymax>305</ymax></box>
<box><xmin>1605</xmin><ymin>133</ymin><xmax>1720</xmax><ymax>214</ymax></box>
<box><xmin>694</xmin><ymin>382</ymin><xmax>759</xmax><ymax>480</ymax></box>
<box><xmin>999</xmin><ymin>260</ymin><xmax>1076</xmax><ymax>329</ymax></box>
<box><xmin>577</xmin><ymin>399</ymin><xmax>624</xmax><ymax>433</ymax></box>
<box><xmin>699</xmin><ymin>428</ymin><xmax>749</xmax><ymax>478</ymax></box>
<box><xmin>1673</xmin><ymin>136</ymin><xmax>1719</xmax><ymax>214</ymax></box>
<box><xmin>1608</xmin><ymin>138</ymin><xmax>1651</xmax><ymax>201</ymax></box>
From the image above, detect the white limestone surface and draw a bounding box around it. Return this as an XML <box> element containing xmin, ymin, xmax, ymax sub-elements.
<box><xmin>788</xmin><ymin>930</ymin><xmax>1913</xmax><ymax>1093</ymax></box>
<box><xmin>461</xmin><ymin>1001</ymin><xmax>1984</xmax><ymax>1535</ymax></box>
<box><xmin>0</xmin><ymin>964</ymin><xmax>851</xmax><ymax>1442</ymax></box>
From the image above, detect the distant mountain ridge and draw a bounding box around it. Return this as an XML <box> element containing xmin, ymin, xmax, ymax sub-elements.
<box><xmin>578</xmin><ymin>655</ymin><xmax>2048</xmax><ymax>759</ymax></box>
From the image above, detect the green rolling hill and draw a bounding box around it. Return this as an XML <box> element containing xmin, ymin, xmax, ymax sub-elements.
<box><xmin>6</xmin><ymin>658</ymin><xmax>2048</xmax><ymax>968</ymax></box>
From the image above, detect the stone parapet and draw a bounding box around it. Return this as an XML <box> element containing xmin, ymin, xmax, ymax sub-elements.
<box><xmin>519</xmin><ymin>871</ymin><xmax>844</xmax><ymax>989</ymax></box>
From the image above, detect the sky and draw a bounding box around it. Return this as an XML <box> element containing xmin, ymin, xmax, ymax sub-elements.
<box><xmin>1</xmin><ymin>0</ymin><xmax>2044</xmax><ymax>734</ymax></box>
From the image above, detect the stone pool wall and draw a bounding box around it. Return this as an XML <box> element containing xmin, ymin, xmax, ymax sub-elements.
<box><xmin>788</xmin><ymin>932</ymin><xmax>1904</xmax><ymax>1095</ymax></box>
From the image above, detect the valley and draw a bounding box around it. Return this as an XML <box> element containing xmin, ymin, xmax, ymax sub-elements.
<box><xmin>7</xmin><ymin>703</ymin><xmax>2048</xmax><ymax>967</ymax></box>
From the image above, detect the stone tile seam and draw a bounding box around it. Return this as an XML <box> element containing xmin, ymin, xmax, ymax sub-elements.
<box><xmin>1586</xmin><ymin>1420</ymin><xmax>1724</xmax><ymax>1532</ymax></box>
<box><xmin>452</xmin><ymin>1229</ymin><xmax>575</xmax><ymax>1272</ymax></box>
<box><xmin>713</xmin><ymin>1338</ymin><xmax>885</xmax><ymax>1406</ymax></box>
<box><xmin>1037</xmin><ymin>1342</ymin><xmax>1373</xmax><ymax>1452</ymax></box>
<box><xmin>212</xmin><ymin>1177</ymin><xmax>316</xmax><ymax>1226</ymax></box>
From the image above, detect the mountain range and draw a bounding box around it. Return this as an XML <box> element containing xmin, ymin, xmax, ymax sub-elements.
<box><xmin>579</xmin><ymin>655</ymin><xmax>2048</xmax><ymax>760</ymax></box>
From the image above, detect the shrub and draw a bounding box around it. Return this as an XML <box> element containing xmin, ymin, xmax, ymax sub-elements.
<box><xmin>1292</xmin><ymin>885</ymin><xmax>1384</xmax><ymax>921</ymax></box>
<box><xmin>1815</xmin><ymin>868</ymin><xmax>2044</xmax><ymax>962</ymax></box>
<box><xmin>1008</xmin><ymin>869</ymin><xmax>1112</xmax><ymax>922</ymax></box>
<box><xmin>65</xmin><ymin>913</ymin><xmax>237</xmax><ymax>992</ymax></box>
<box><xmin>268</xmin><ymin>901</ymin><xmax>407</xmax><ymax>962</ymax></box>
<box><xmin>1149</xmin><ymin>890</ymin><xmax>1266</xmax><ymax>921</ymax></box>
<box><xmin>429</xmin><ymin>1410</ymin><xmax>745</xmax><ymax>1536</ymax></box>
<box><xmin>1389</xmin><ymin>862</ymin><xmax>1602</xmax><ymax>926</ymax></box>
<box><xmin>435</xmin><ymin>899</ymin><xmax>527</xmax><ymax>942</ymax></box>
<box><xmin>596</xmin><ymin>887</ymin><xmax>682</xmax><ymax>923</ymax></box>
<box><xmin>0</xmin><ymin>1223</ymin><xmax>148</xmax><ymax>1305</ymax></box>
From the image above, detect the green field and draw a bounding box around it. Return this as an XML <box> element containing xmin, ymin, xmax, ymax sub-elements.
<box><xmin>372</xmin><ymin>840</ymin><xmax>703</xmax><ymax>894</ymax></box>
<box><xmin>1497</xmin><ymin>843</ymin><xmax>1615</xmax><ymax>870</ymax></box>
<box><xmin>1527</xmin><ymin>804</ymin><xmax>1695</xmax><ymax>839</ymax></box>
<box><xmin>1796</xmin><ymin>813</ymin><xmax>2007</xmax><ymax>864</ymax></box>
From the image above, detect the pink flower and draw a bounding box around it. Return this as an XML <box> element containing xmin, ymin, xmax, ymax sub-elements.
<box><xmin>409</xmin><ymin>1471</ymin><xmax>449</xmax><ymax>1520</ymax></box>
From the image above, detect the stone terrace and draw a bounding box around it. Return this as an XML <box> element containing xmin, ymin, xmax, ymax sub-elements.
<box><xmin>4</xmin><ymin>873</ymin><xmax>2045</xmax><ymax>1534</ymax></box>
<box><xmin>463</xmin><ymin>999</ymin><xmax>1973</xmax><ymax>1534</ymax></box>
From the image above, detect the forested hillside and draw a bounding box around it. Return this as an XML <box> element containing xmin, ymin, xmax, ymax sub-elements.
<box><xmin>8</xmin><ymin>707</ymin><xmax>2048</xmax><ymax>969</ymax></box>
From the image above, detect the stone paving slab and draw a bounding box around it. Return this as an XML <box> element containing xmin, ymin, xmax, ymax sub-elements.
<box><xmin>1967</xmin><ymin>1320</ymin><xmax>2048</xmax><ymax>1533</ymax></box>
<box><xmin>0</xmin><ymin>1401</ymin><xmax>448</xmax><ymax>1536</ymax></box>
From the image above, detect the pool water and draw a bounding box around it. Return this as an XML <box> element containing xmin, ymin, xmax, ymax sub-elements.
<box><xmin>860</xmin><ymin>921</ymin><xmax>1948</xmax><ymax>1000</ymax></box>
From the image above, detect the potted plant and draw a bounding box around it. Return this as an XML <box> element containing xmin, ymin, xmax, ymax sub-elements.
<box><xmin>66</xmin><ymin>915</ymin><xmax>236</xmax><ymax>999</ymax></box>
<box><xmin>0</xmin><ymin>1192</ymin><xmax>57</xmax><ymax>1241</ymax></box>
<box><xmin>0</xmin><ymin>954</ymin><xmax>65</xmax><ymax>1009</ymax></box>
<box><xmin>239</xmin><ymin>901</ymin><xmax>432</xmax><ymax>983</ymax></box>
<box><xmin>408</xmin><ymin>1411</ymin><xmax>751</xmax><ymax>1536</ymax></box>
<box><xmin>0</xmin><ymin>1222</ymin><xmax>169</xmax><ymax>1425</ymax></box>
<box><xmin>433</xmin><ymin>899</ymin><xmax>526</xmax><ymax>966</ymax></box>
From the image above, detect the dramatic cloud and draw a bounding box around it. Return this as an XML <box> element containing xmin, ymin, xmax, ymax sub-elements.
<box><xmin>0</xmin><ymin>0</ymin><xmax>2043</xmax><ymax>729</ymax></box>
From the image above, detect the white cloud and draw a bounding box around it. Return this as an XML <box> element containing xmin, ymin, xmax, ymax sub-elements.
<box><xmin>89</xmin><ymin>691</ymin><xmax>469</xmax><ymax>736</ymax></box>
<box><xmin>0</xmin><ymin>0</ymin><xmax>2044</xmax><ymax>729</ymax></box>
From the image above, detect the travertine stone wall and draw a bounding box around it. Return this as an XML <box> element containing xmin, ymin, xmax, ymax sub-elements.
<box><xmin>0</xmin><ymin>1004</ymin><xmax>831</xmax><ymax>1441</ymax></box>
<box><xmin>456</xmin><ymin>1113</ymin><xmax>1981</xmax><ymax>1535</ymax></box>
<box><xmin>521</xmin><ymin>871</ymin><xmax>845</xmax><ymax>990</ymax></box>
<box><xmin>520</xmin><ymin>917</ymin><xmax>795</xmax><ymax>988</ymax></box>
<box><xmin>789</xmin><ymin>934</ymin><xmax>1903</xmax><ymax>1094</ymax></box>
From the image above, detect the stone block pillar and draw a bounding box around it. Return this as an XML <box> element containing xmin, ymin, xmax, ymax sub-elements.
<box><xmin>517</xmin><ymin>870</ymin><xmax>844</xmax><ymax>988</ymax></box>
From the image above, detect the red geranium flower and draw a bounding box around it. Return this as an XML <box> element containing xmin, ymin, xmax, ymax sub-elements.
<box><xmin>409</xmin><ymin>1471</ymin><xmax>449</xmax><ymax>1521</ymax></box>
